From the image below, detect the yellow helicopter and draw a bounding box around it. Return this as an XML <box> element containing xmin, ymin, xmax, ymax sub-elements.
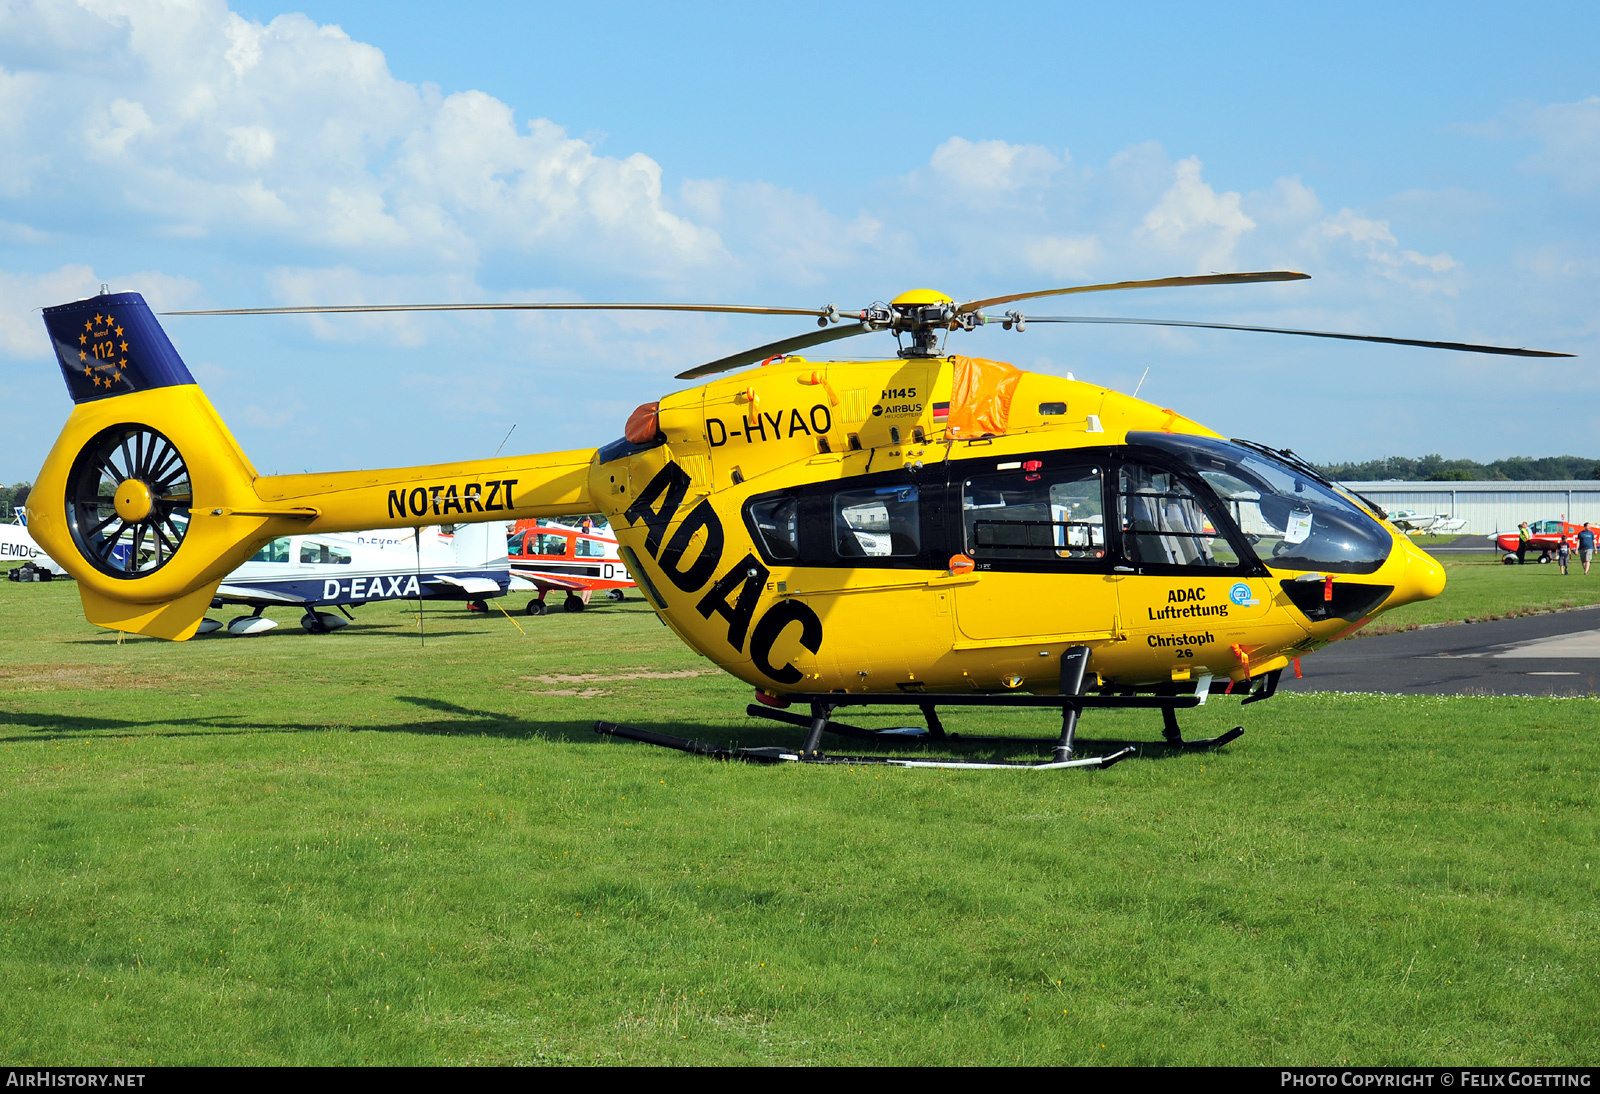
<box><xmin>26</xmin><ymin>273</ymin><xmax>1573</xmax><ymax>770</ymax></box>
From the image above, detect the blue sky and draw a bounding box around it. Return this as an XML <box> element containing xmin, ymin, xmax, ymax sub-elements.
<box><xmin>2</xmin><ymin>0</ymin><xmax>1597</xmax><ymax>482</ymax></box>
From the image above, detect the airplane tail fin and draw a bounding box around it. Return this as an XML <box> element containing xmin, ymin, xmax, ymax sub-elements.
<box><xmin>30</xmin><ymin>291</ymin><xmax>596</xmax><ymax>640</ymax></box>
<box><xmin>448</xmin><ymin>520</ymin><xmax>511</xmax><ymax>570</ymax></box>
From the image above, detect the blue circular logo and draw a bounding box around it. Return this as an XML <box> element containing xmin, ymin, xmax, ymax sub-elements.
<box><xmin>1228</xmin><ymin>582</ymin><xmax>1254</xmax><ymax>606</ymax></box>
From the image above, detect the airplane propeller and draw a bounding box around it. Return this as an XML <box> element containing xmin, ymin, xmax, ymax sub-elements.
<box><xmin>164</xmin><ymin>268</ymin><xmax>1574</xmax><ymax>381</ymax></box>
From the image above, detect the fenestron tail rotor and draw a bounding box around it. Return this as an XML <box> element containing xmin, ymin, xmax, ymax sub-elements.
<box><xmin>66</xmin><ymin>425</ymin><xmax>192</xmax><ymax>578</ymax></box>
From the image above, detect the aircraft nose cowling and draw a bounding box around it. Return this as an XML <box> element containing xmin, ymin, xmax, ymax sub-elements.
<box><xmin>1388</xmin><ymin>538</ymin><xmax>1446</xmax><ymax>609</ymax></box>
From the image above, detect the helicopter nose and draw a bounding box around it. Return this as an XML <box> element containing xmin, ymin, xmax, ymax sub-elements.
<box><xmin>1387</xmin><ymin>537</ymin><xmax>1446</xmax><ymax>609</ymax></box>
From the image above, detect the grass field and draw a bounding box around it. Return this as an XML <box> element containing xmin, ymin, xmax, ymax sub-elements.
<box><xmin>1363</xmin><ymin>553</ymin><xmax>1600</xmax><ymax>635</ymax></box>
<box><xmin>1</xmin><ymin>572</ymin><xmax>1597</xmax><ymax>1065</ymax></box>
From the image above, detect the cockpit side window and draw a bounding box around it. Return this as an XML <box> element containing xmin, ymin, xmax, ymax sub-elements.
<box><xmin>1127</xmin><ymin>432</ymin><xmax>1391</xmax><ymax>574</ymax></box>
<box><xmin>1116</xmin><ymin>465</ymin><xmax>1244</xmax><ymax>570</ymax></box>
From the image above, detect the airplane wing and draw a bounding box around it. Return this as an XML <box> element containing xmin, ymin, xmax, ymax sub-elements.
<box><xmin>509</xmin><ymin>567</ymin><xmax>584</xmax><ymax>592</ymax></box>
<box><xmin>215</xmin><ymin>583</ymin><xmax>307</xmax><ymax>603</ymax></box>
<box><xmin>428</xmin><ymin>574</ymin><xmax>504</xmax><ymax>596</ymax></box>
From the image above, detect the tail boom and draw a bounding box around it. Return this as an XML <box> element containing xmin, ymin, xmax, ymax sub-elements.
<box><xmin>31</xmin><ymin>290</ymin><xmax>598</xmax><ymax>639</ymax></box>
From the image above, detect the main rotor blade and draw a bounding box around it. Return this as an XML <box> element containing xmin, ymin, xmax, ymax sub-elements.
<box><xmin>1017</xmin><ymin>315</ymin><xmax>1576</xmax><ymax>357</ymax></box>
<box><xmin>164</xmin><ymin>302</ymin><xmax>832</xmax><ymax>318</ymax></box>
<box><xmin>676</xmin><ymin>322</ymin><xmax>872</xmax><ymax>380</ymax></box>
<box><xmin>960</xmin><ymin>271</ymin><xmax>1309</xmax><ymax>315</ymax></box>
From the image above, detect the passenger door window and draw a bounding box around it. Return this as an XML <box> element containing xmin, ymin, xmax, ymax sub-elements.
<box><xmin>962</xmin><ymin>465</ymin><xmax>1107</xmax><ymax>563</ymax></box>
<box><xmin>835</xmin><ymin>486</ymin><xmax>920</xmax><ymax>558</ymax></box>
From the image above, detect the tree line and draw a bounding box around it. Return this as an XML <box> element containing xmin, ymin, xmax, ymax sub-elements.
<box><xmin>1315</xmin><ymin>455</ymin><xmax>1600</xmax><ymax>482</ymax></box>
<box><xmin>0</xmin><ymin>482</ymin><xmax>32</xmax><ymax>518</ymax></box>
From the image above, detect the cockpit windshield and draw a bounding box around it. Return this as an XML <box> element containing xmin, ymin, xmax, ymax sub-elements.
<box><xmin>1127</xmin><ymin>432</ymin><xmax>1393</xmax><ymax>574</ymax></box>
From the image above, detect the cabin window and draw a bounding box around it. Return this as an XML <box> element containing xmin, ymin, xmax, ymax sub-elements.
<box><xmin>250</xmin><ymin>537</ymin><xmax>290</xmax><ymax>563</ymax></box>
<box><xmin>535</xmin><ymin>533</ymin><xmax>569</xmax><ymax>556</ymax></box>
<box><xmin>506</xmin><ymin>531</ymin><xmax>527</xmax><ymax>555</ymax></box>
<box><xmin>1117</xmin><ymin>465</ymin><xmax>1243</xmax><ymax>569</ymax></box>
<box><xmin>748</xmin><ymin>496</ymin><xmax>799</xmax><ymax>561</ymax></box>
<box><xmin>834</xmin><ymin>486</ymin><xmax>920</xmax><ymax>558</ymax></box>
<box><xmin>299</xmin><ymin>541</ymin><xmax>351</xmax><ymax>565</ymax></box>
<box><xmin>574</xmin><ymin>537</ymin><xmax>608</xmax><ymax>558</ymax></box>
<box><xmin>962</xmin><ymin>466</ymin><xmax>1106</xmax><ymax>561</ymax></box>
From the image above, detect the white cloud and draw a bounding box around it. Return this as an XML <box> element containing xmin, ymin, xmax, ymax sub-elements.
<box><xmin>1024</xmin><ymin>235</ymin><xmax>1103</xmax><ymax>280</ymax></box>
<box><xmin>1139</xmin><ymin>157</ymin><xmax>1255</xmax><ymax>271</ymax></box>
<box><xmin>1321</xmin><ymin>209</ymin><xmax>1459</xmax><ymax>289</ymax></box>
<box><xmin>1465</xmin><ymin>96</ymin><xmax>1600</xmax><ymax>194</ymax></box>
<box><xmin>675</xmin><ymin>179</ymin><xmax>886</xmax><ymax>288</ymax></box>
<box><xmin>928</xmin><ymin>137</ymin><xmax>1063</xmax><ymax>195</ymax></box>
<box><xmin>0</xmin><ymin>0</ymin><xmax>721</xmax><ymax>276</ymax></box>
<box><xmin>1518</xmin><ymin>96</ymin><xmax>1600</xmax><ymax>194</ymax></box>
<box><xmin>0</xmin><ymin>264</ymin><xmax>201</xmax><ymax>359</ymax></box>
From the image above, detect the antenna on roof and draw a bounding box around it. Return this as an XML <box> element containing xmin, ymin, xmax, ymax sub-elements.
<box><xmin>493</xmin><ymin>424</ymin><xmax>517</xmax><ymax>458</ymax></box>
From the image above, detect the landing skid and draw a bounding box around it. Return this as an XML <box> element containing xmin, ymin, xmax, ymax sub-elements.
<box><xmin>1160</xmin><ymin>706</ymin><xmax>1245</xmax><ymax>751</ymax></box>
<box><xmin>593</xmin><ymin>721</ymin><xmax>1135</xmax><ymax>770</ymax></box>
<box><xmin>591</xmin><ymin>646</ymin><xmax>1265</xmax><ymax>771</ymax></box>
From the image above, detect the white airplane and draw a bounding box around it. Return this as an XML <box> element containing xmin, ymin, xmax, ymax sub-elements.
<box><xmin>2</xmin><ymin>509</ymin><xmax>69</xmax><ymax>580</ymax></box>
<box><xmin>204</xmin><ymin>521</ymin><xmax>518</xmax><ymax>635</ymax></box>
<box><xmin>1385</xmin><ymin>509</ymin><xmax>1437</xmax><ymax>533</ymax></box>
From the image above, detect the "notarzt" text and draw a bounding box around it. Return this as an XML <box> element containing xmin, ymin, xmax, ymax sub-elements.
<box><xmin>387</xmin><ymin>479</ymin><xmax>519</xmax><ymax>519</ymax></box>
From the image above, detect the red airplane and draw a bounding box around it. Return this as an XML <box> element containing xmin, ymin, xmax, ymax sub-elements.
<box><xmin>506</xmin><ymin>519</ymin><xmax>637</xmax><ymax>614</ymax></box>
<box><xmin>1492</xmin><ymin>519</ymin><xmax>1588</xmax><ymax>563</ymax></box>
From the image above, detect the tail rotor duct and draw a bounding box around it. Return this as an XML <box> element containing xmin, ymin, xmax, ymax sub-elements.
<box><xmin>66</xmin><ymin>424</ymin><xmax>193</xmax><ymax>578</ymax></box>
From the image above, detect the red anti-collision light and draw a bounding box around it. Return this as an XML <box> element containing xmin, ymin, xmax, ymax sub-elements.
<box><xmin>1023</xmin><ymin>459</ymin><xmax>1042</xmax><ymax>471</ymax></box>
<box><xmin>624</xmin><ymin>401</ymin><xmax>661</xmax><ymax>444</ymax></box>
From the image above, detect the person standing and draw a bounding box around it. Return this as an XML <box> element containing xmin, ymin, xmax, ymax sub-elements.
<box><xmin>1580</xmin><ymin>523</ymin><xmax>1596</xmax><ymax>576</ymax></box>
<box><xmin>1516</xmin><ymin>521</ymin><xmax>1531</xmax><ymax>564</ymax></box>
<box><xmin>1558</xmin><ymin>534</ymin><xmax>1571</xmax><ymax>575</ymax></box>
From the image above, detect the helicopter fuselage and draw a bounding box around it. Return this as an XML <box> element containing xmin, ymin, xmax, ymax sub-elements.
<box><xmin>587</xmin><ymin>353</ymin><xmax>1443</xmax><ymax>697</ymax></box>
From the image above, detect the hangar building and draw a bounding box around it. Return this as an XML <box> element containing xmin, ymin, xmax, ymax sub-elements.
<box><xmin>1338</xmin><ymin>480</ymin><xmax>1600</xmax><ymax>535</ymax></box>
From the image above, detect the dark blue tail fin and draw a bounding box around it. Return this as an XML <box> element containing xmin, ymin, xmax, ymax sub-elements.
<box><xmin>42</xmin><ymin>292</ymin><xmax>196</xmax><ymax>404</ymax></box>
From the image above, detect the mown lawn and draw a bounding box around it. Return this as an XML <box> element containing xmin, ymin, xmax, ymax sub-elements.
<box><xmin>1</xmin><ymin>574</ymin><xmax>1596</xmax><ymax>1065</ymax></box>
<box><xmin>1367</xmin><ymin>553</ymin><xmax>1600</xmax><ymax>634</ymax></box>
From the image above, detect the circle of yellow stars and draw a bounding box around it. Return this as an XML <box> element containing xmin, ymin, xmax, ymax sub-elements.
<box><xmin>78</xmin><ymin>312</ymin><xmax>130</xmax><ymax>389</ymax></box>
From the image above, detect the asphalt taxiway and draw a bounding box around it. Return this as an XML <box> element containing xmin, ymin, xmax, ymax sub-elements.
<box><xmin>1280</xmin><ymin>605</ymin><xmax>1600</xmax><ymax>696</ymax></box>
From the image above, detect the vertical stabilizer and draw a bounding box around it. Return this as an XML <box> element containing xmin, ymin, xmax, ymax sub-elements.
<box><xmin>42</xmin><ymin>292</ymin><xmax>196</xmax><ymax>403</ymax></box>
